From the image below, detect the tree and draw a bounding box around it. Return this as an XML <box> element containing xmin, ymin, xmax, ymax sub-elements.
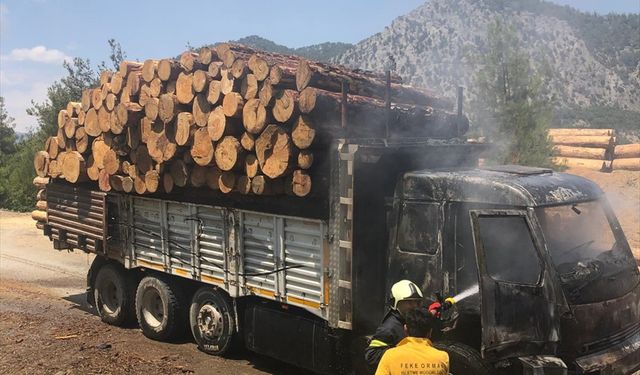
<box><xmin>0</xmin><ymin>96</ymin><xmax>17</xmax><ymax>158</ymax></box>
<box><xmin>472</xmin><ymin>19</ymin><xmax>554</xmax><ymax>167</ymax></box>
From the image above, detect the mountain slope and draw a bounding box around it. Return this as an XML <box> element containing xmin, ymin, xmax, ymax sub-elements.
<box><xmin>233</xmin><ymin>35</ymin><xmax>352</xmax><ymax>62</ymax></box>
<box><xmin>333</xmin><ymin>0</ymin><xmax>640</xmax><ymax>129</ymax></box>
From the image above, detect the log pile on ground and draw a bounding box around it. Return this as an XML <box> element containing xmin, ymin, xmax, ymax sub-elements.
<box><xmin>550</xmin><ymin>128</ymin><xmax>615</xmax><ymax>172</ymax></box>
<box><xmin>612</xmin><ymin>143</ymin><xmax>640</xmax><ymax>171</ymax></box>
<box><xmin>33</xmin><ymin>43</ymin><xmax>464</xmax><ymax>198</ymax></box>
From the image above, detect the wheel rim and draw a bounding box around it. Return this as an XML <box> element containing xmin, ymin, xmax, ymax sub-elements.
<box><xmin>197</xmin><ymin>303</ymin><xmax>224</xmax><ymax>340</ymax></box>
<box><xmin>141</xmin><ymin>288</ymin><xmax>165</xmax><ymax>328</ymax></box>
<box><xmin>99</xmin><ymin>279</ymin><xmax>120</xmax><ymax>314</ymax></box>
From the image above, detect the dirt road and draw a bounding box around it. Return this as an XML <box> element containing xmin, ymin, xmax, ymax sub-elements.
<box><xmin>0</xmin><ymin>210</ymin><xmax>309</xmax><ymax>375</ymax></box>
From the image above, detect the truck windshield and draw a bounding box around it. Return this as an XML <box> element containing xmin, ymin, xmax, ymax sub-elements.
<box><xmin>536</xmin><ymin>200</ymin><xmax>639</xmax><ymax>304</ymax></box>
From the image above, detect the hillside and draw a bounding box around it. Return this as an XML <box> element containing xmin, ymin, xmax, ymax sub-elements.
<box><xmin>333</xmin><ymin>0</ymin><xmax>640</xmax><ymax>136</ymax></box>
<box><xmin>232</xmin><ymin>35</ymin><xmax>353</xmax><ymax>62</ymax></box>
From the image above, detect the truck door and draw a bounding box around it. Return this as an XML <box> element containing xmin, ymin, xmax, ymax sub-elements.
<box><xmin>387</xmin><ymin>201</ymin><xmax>443</xmax><ymax>297</ymax></box>
<box><xmin>469</xmin><ymin>209</ymin><xmax>562</xmax><ymax>361</ymax></box>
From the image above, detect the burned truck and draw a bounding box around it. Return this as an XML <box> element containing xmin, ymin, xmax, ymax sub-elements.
<box><xmin>39</xmin><ymin>141</ymin><xmax>640</xmax><ymax>374</ymax></box>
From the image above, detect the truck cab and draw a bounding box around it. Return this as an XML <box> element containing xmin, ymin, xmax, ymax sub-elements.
<box><xmin>385</xmin><ymin>165</ymin><xmax>640</xmax><ymax>374</ymax></box>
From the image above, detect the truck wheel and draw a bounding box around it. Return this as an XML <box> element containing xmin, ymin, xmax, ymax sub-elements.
<box><xmin>189</xmin><ymin>287</ymin><xmax>239</xmax><ymax>355</ymax></box>
<box><xmin>433</xmin><ymin>341</ymin><xmax>492</xmax><ymax>375</ymax></box>
<box><xmin>135</xmin><ymin>275</ymin><xmax>186</xmax><ymax>341</ymax></box>
<box><xmin>94</xmin><ymin>263</ymin><xmax>135</xmax><ymax>326</ymax></box>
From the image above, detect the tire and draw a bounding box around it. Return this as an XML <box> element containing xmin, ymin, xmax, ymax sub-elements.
<box><xmin>135</xmin><ymin>275</ymin><xmax>186</xmax><ymax>341</ymax></box>
<box><xmin>189</xmin><ymin>287</ymin><xmax>239</xmax><ymax>355</ymax></box>
<box><xmin>433</xmin><ymin>341</ymin><xmax>492</xmax><ymax>375</ymax></box>
<box><xmin>94</xmin><ymin>263</ymin><xmax>135</xmax><ymax>326</ymax></box>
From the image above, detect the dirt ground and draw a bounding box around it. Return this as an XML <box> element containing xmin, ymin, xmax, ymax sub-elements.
<box><xmin>566</xmin><ymin>168</ymin><xmax>640</xmax><ymax>262</ymax></box>
<box><xmin>0</xmin><ymin>210</ymin><xmax>310</xmax><ymax>375</ymax></box>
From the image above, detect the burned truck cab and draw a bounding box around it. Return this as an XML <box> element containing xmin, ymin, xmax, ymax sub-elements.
<box><xmin>386</xmin><ymin>165</ymin><xmax>640</xmax><ymax>374</ymax></box>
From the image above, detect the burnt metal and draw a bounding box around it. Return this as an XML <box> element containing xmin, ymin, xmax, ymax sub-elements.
<box><xmin>385</xmin><ymin>70</ymin><xmax>391</xmax><ymax>139</ymax></box>
<box><xmin>341</xmin><ymin>80</ymin><xmax>348</xmax><ymax>129</ymax></box>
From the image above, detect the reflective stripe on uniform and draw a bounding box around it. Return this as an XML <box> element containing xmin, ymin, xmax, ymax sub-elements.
<box><xmin>368</xmin><ymin>339</ymin><xmax>389</xmax><ymax>348</ymax></box>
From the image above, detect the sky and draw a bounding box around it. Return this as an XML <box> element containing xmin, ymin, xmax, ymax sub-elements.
<box><xmin>1</xmin><ymin>0</ymin><xmax>639</xmax><ymax>132</ymax></box>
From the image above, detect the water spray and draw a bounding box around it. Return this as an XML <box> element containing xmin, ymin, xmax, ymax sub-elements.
<box><xmin>451</xmin><ymin>284</ymin><xmax>479</xmax><ymax>303</ymax></box>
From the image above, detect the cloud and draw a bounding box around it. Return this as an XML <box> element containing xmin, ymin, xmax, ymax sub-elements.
<box><xmin>4</xmin><ymin>46</ymin><xmax>71</xmax><ymax>64</ymax></box>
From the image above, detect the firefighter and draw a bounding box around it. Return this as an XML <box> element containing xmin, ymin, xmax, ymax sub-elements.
<box><xmin>374</xmin><ymin>308</ymin><xmax>449</xmax><ymax>375</ymax></box>
<box><xmin>364</xmin><ymin>280</ymin><xmax>424</xmax><ymax>369</ymax></box>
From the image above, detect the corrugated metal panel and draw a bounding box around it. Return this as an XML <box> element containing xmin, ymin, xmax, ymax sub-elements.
<box><xmin>283</xmin><ymin>218</ymin><xmax>323</xmax><ymax>306</ymax></box>
<box><xmin>167</xmin><ymin>202</ymin><xmax>192</xmax><ymax>273</ymax></box>
<box><xmin>197</xmin><ymin>206</ymin><xmax>226</xmax><ymax>283</ymax></box>
<box><xmin>45</xmin><ymin>182</ymin><xmax>106</xmax><ymax>253</ymax></box>
<box><xmin>242</xmin><ymin>212</ymin><xmax>277</xmax><ymax>295</ymax></box>
<box><xmin>131</xmin><ymin>198</ymin><xmax>164</xmax><ymax>266</ymax></box>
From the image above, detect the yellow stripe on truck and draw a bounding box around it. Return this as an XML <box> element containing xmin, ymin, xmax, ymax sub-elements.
<box><xmin>368</xmin><ymin>339</ymin><xmax>389</xmax><ymax>348</ymax></box>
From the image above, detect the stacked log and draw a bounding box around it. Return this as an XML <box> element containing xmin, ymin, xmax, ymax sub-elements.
<box><xmin>32</xmin><ymin>177</ymin><xmax>48</xmax><ymax>229</ymax></box>
<box><xmin>612</xmin><ymin>143</ymin><xmax>640</xmax><ymax>171</ymax></box>
<box><xmin>33</xmin><ymin>42</ymin><xmax>464</xmax><ymax>198</ymax></box>
<box><xmin>549</xmin><ymin>128</ymin><xmax>615</xmax><ymax>172</ymax></box>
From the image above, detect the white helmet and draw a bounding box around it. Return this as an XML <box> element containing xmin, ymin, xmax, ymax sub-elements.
<box><xmin>390</xmin><ymin>280</ymin><xmax>423</xmax><ymax>310</ymax></box>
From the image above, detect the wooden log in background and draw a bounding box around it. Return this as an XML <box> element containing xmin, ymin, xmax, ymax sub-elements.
<box><xmin>553</xmin><ymin>145</ymin><xmax>610</xmax><ymax>160</ymax></box>
<box><xmin>612</xmin><ymin>158</ymin><xmax>640</xmax><ymax>171</ymax></box>
<box><xmin>614</xmin><ymin>144</ymin><xmax>640</xmax><ymax>159</ymax></box>
<box><xmin>553</xmin><ymin>157</ymin><xmax>612</xmax><ymax>172</ymax></box>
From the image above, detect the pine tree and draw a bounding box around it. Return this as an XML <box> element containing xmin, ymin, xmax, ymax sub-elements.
<box><xmin>0</xmin><ymin>97</ymin><xmax>17</xmax><ymax>158</ymax></box>
<box><xmin>472</xmin><ymin>19</ymin><xmax>554</xmax><ymax>167</ymax></box>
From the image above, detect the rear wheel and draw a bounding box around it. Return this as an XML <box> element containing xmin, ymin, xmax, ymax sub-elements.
<box><xmin>94</xmin><ymin>263</ymin><xmax>135</xmax><ymax>326</ymax></box>
<box><xmin>189</xmin><ymin>287</ymin><xmax>239</xmax><ymax>355</ymax></box>
<box><xmin>433</xmin><ymin>341</ymin><xmax>492</xmax><ymax>375</ymax></box>
<box><xmin>135</xmin><ymin>275</ymin><xmax>186</xmax><ymax>341</ymax></box>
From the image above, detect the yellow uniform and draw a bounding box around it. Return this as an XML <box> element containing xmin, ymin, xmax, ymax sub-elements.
<box><xmin>374</xmin><ymin>337</ymin><xmax>449</xmax><ymax>375</ymax></box>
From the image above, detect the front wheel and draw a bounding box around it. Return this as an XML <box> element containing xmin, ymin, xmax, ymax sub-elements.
<box><xmin>433</xmin><ymin>341</ymin><xmax>492</xmax><ymax>375</ymax></box>
<box><xmin>189</xmin><ymin>287</ymin><xmax>239</xmax><ymax>355</ymax></box>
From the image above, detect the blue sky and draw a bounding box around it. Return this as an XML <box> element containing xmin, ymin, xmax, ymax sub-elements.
<box><xmin>1</xmin><ymin>0</ymin><xmax>639</xmax><ymax>132</ymax></box>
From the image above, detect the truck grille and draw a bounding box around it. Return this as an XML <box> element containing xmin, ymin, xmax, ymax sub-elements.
<box><xmin>582</xmin><ymin>322</ymin><xmax>640</xmax><ymax>354</ymax></box>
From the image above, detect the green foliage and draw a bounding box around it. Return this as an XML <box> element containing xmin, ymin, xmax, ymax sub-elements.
<box><xmin>472</xmin><ymin>19</ymin><xmax>554</xmax><ymax>168</ymax></box>
<box><xmin>0</xmin><ymin>97</ymin><xmax>17</xmax><ymax>158</ymax></box>
<box><xmin>231</xmin><ymin>35</ymin><xmax>353</xmax><ymax>62</ymax></box>
<box><xmin>554</xmin><ymin>105</ymin><xmax>640</xmax><ymax>143</ymax></box>
<box><xmin>0</xmin><ymin>40</ymin><xmax>126</xmax><ymax>212</ymax></box>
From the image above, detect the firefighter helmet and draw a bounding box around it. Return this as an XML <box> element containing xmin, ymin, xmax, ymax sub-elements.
<box><xmin>390</xmin><ymin>280</ymin><xmax>423</xmax><ymax>310</ymax></box>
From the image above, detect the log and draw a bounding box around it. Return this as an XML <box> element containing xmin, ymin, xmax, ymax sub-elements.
<box><xmin>614</xmin><ymin>144</ymin><xmax>640</xmax><ymax>159</ymax></box>
<box><xmin>134</xmin><ymin>173</ymin><xmax>147</xmax><ymax>194</ymax></box>
<box><xmin>244</xmin><ymin>154</ymin><xmax>260</xmax><ymax>177</ymax></box>
<box><xmin>207</xmin><ymin>80</ymin><xmax>222</xmax><ymax>105</ymax></box>
<box><xmin>552</xmin><ymin>145</ymin><xmax>609</xmax><ymax>160</ymax></box>
<box><xmin>110</xmin><ymin>72</ymin><xmax>124</xmax><ymax>95</ymax></box>
<box><xmin>139</xmin><ymin>84</ymin><xmax>151</xmax><ymax>106</ymax></box>
<box><xmin>126</xmin><ymin>71</ymin><xmax>143</xmax><ymax>96</ymax></box>
<box><xmin>135</xmin><ymin>146</ymin><xmax>154</xmax><ymax>174</ymax></box>
<box><xmin>218</xmin><ymin>171</ymin><xmax>236</xmax><ymax>193</ymax></box>
<box><xmin>34</xmin><ymin>151</ymin><xmax>50</xmax><ymax>177</ymax></box>
<box><xmin>190</xmin><ymin>165</ymin><xmax>208</xmax><ymax>187</ymax></box>
<box><xmin>86</xmin><ymin>155</ymin><xmax>100</xmax><ymax>181</ymax></box>
<box><xmin>298</xmin><ymin>150</ymin><xmax>314</xmax><ymax>169</ymax></box>
<box><xmin>64</xmin><ymin>117</ymin><xmax>78</xmax><ymax>138</ymax></box>
<box><xmin>126</xmin><ymin>124</ymin><xmax>140</xmax><ymax>150</ymax></box>
<box><xmin>100</xmin><ymin>71</ymin><xmax>114</xmax><ymax>85</ymax></box>
<box><xmin>33</xmin><ymin>176</ymin><xmax>50</xmax><ymax>188</ymax></box>
<box><xmin>198</xmin><ymin>47</ymin><xmax>214</xmax><ymax>65</ymax></box>
<box><xmin>552</xmin><ymin>157</ymin><xmax>612</xmax><ymax>172</ymax></box>
<box><xmin>158</xmin><ymin>59</ymin><xmax>180</xmax><ymax>81</ymax></box>
<box><xmin>145</xmin><ymin>97</ymin><xmax>160</xmax><ymax>121</ymax></box>
<box><xmin>291</xmin><ymin>115</ymin><xmax>316</xmax><ymax>149</ymax></box>
<box><xmin>45</xmin><ymin>136</ymin><xmax>61</xmax><ymax>160</ymax></box>
<box><xmin>549</xmin><ymin>135</ymin><xmax>615</xmax><ymax>148</ymax></box>
<box><xmin>240</xmin><ymin>132</ymin><xmax>255</xmax><ymax>151</ymax></box>
<box><xmin>119</xmin><ymin>61</ymin><xmax>143</xmax><ymax>77</ymax></box>
<box><xmin>145</xmin><ymin>170</ymin><xmax>160</xmax><ymax>193</ymax></box>
<box><xmin>101</xmin><ymin>83</ymin><xmax>112</xmax><ymax>101</ymax></box>
<box><xmin>84</xmin><ymin>108</ymin><xmax>101</xmax><ymax>137</ymax></box>
<box><xmin>36</xmin><ymin>200</ymin><xmax>47</xmax><ymax>211</ymax></box>
<box><xmin>193</xmin><ymin>70</ymin><xmax>212</xmax><ymax>93</ymax></box>
<box><xmin>612</xmin><ymin>158</ymin><xmax>640</xmax><ymax>171</ymax></box>
<box><xmin>91</xmin><ymin>88</ymin><xmax>103</xmax><ymax>110</ymax></box>
<box><xmin>249</xmin><ymin>55</ymin><xmax>269</xmax><ymax>81</ymax></box>
<box><xmin>103</xmin><ymin>149</ymin><xmax>122</xmax><ymax>175</ymax></box>
<box><xmin>220</xmin><ymin>68</ymin><xmax>236</xmax><ymax>95</ymax></box>
<box><xmin>48</xmin><ymin>158</ymin><xmax>60</xmax><ymax>178</ymax></box>
<box><xmin>77</xmin><ymin>109</ymin><xmax>86</xmax><ymax>126</ymax></box>
<box><xmin>258</xmin><ymin>79</ymin><xmax>273</xmax><ymax>107</ymax></box>
<box><xmin>170</xmin><ymin>159</ymin><xmax>190</xmax><ymax>187</ymax></box>
<box><xmin>57</xmin><ymin>110</ymin><xmax>69</xmax><ymax>129</ymax></box>
<box><xmin>192</xmin><ymin>94</ymin><xmax>211</xmax><ymax>127</ymax></box>
<box><xmin>205</xmin><ymin>167</ymin><xmax>222</xmax><ymax>190</ymax></box>
<box><xmin>163</xmin><ymin>172</ymin><xmax>174</xmax><ymax>193</ymax></box>
<box><xmin>222</xmin><ymin>92</ymin><xmax>244</xmax><ymax>118</ymax></box>
<box><xmin>142</xmin><ymin>59</ymin><xmax>158</xmax><ymax>83</ymax></box>
<box><xmin>295</xmin><ymin>59</ymin><xmax>450</xmax><ymax>108</ymax></box>
<box><xmin>56</xmin><ymin>129</ymin><xmax>65</xmax><ymax>147</ymax></box>
<box><xmin>251</xmin><ymin>175</ymin><xmax>283</xmax><ymax>195</ymax></box>
<box><xmin>158</xmin><ymin>93</ymin><xmax>179</xmax><ymax>124</ymax></box>
<box><xmin>98</xmin><ymin>107</ymin><xmax>112</xmax><ymax>133</ymax></box>
<box><xmin>176</xmin><ymin>72</ymin><xmax>195</xmax><ymax>104</ymax></box>
<box><xmin>81</xmin><ymin>89</ymin><xmax>92</xmax><ymax>112</ymax></box>
<box><xmin>149</xmin><ymin>78</ymin><xmax>163</xmax><ymax>97</ymax></box>
<box><xmin>231</xmin><ymin>58</ymin><xmax>248</xmax><ymax>79</ymax></box>
<box><xmin>62</xmin><ymin>151</ymin><xmax>87</xmax><ymax>183</ymax></box>
<box><xmin>289</xmin><ymin>170</ymin><xmax>311</xmax><ymax>197</ymax></box>
<box><xmin>66</xmin><ymin>102</ymin><xmax>82</xmax><ymax>117</ymax></box>
<box><xmin>190</xmin><ymin>128</ymin><xmax>214</xmax><ymax>166</ymax></box>
<box><xmin>240</xmin><ymin>74</ymin><xmax>258</xmax><ymax>99</ymax></box>
<box><xmin>235</xmin><ymin>175</ymin><xmax>252</xmax><ymax>194</ymax></box>
<box><xmin>255</xmin><ymin>124</ymin><xmax>293</xmax><ymax>178</ymax></box>
<box><xmin>179</xmin><ymin>51</ymin><xmax>206</xmax><ymax>72</ymax></box>
<box><xmin>75</xmin><ymin>127</ymin><xmax>89</xmax><ymax>154</ymax></box>
<box><xmin>104</xmin><ymin>92</ymin><xmax>116</xmax><ymax>111</ymax></box>
<box><xmin>176</xmin><ymin>112</ymin><xmax>196</xmax><ymax>146</ymax></box>
<box><xmin>91</xmin><ymin>138</ymin><xmax>109</xmax><ymax>169</ymax></box>
<box><xmin>147</xmin><ymin>131</ymin><xmax>177</xmax><ymax>163</ymax></box>
<box><xmin>242</xmin><ymin>99</ymin><xmax>268</xmax><ymax>134</ymax></box>
<box><xmin>272</xmin><ymin>90</ymin><xmax>297</xmax><ymax>123</ymax></box>
<box><xmin>548</xmin><ymin>128</ymin><xmax>614</xmax><ymax>137</ymax></box>
<box><xmin>114</xmin><ymin>102</ymin><xmax>143</xmax><ymax>134</ymax></box>
<box><xmin>32</xmin><ymin>210</ymin><xmax>47</xmax><ymax>223</ymax></box>
<box><xmin>215</xmin><ymin>136</ymin><xmax>244</xmax><ymax>171</ymax></box>
<box><xmin>36</xmin><ymin>221</ymin><xmax>45</xmax><ymax>230</ymax></box>
<box><xmin>36</xmin><ymin>189</ymin><xmax>46</xmax><ymax>201</ymax></box>
<box><xmin>208</xmin><ymin>61</ymin><xmax>222</xmax><ymax>79</ymax></box>
<box><xmin>110</xmin><ymin>175</ymin><xmax>133</xmax><ymax>192</ymax></box>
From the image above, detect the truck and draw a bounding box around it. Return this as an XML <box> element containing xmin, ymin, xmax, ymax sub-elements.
<box><xmin>38</xmin><ymin>131</ymin><xmax>640</xmax><ymax>374</ymax></box>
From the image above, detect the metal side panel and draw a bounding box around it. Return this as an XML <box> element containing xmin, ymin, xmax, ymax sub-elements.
<box><xmin>166</xmin><ymin>201</ymin><xmax>194</xmax><ymax>277</ymax></box>
<box><xmin>241</xmin><ymin>211</ymin><xmax>278</xmax><ymax>299</ymax></box>
<box><xmin>282</xmin><ymin>217</ymin><xmax>325</xmax><ymax>315</ymax></box>
<box><xmin>131</xmin><ymin>198</ymin><xmax>164</xmax><ymax>270</ymax></box>
<box><xmin>196</xmin><ymin>205</ymin><xmax>227</xmax><ymax>287</ymax></box>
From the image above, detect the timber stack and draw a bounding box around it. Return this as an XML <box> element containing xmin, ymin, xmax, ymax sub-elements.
<box><xmin>550</xmin><ymin>128</ymin><xmax>615</xmax><ymax>172</ymax></box>
<box><xmin>33</xmin><ymin>43</ymin><xmax>465</xmax><ymax>199</ymax></box>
